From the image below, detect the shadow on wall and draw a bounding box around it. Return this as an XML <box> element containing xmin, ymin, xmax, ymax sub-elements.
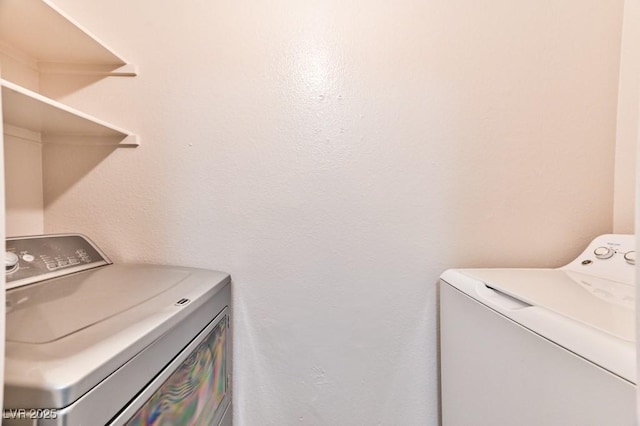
<box><xmin>40</xmin><ymin>74</ymin><xmax>106</xmax><ymax>100</ymax></box>
<box><xmin>43</xmin><ymin>143</ymin><xmax>118</xmax><ymax>207</ymax></box>
<box><xmin>37</xmin><ymin>73</ymin><xmax>133</xmax><ymax>207</ymax></box>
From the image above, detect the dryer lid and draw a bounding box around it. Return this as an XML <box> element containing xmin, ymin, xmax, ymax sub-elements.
<box><xmin>4</xmin><ymin>263</ymin><xmax>230</xmax><ymax>410</ymax></box>
<box><xmin>6</xmin><ymin>264</ymin><xmax>190</xmax><ymax>343</ymax></box>
<box><xmin>461</xmin><ymin>268</ymin><xmax>635</xmax><ymax>342</ymax></box>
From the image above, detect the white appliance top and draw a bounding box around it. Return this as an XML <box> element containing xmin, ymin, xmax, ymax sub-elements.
<box><xmin>461</xmin><ymin>268</ymin><xmax>634</xmax><ymax>341</ymax></box>
<box><xmin>441</xmin><ymin>234</ymin><xmax>636</xmax><ymax>383</ymax></box>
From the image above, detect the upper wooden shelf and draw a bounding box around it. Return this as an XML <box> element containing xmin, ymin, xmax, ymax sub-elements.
<box><xmin>1</xmin><ymin>79</ymin><xmax>138</xmax><ymax>146</ymax></box>
<box><xmin>0</xmin><ymin>0</ymin><xmax>136</xmax><ymax>76</ymax></box>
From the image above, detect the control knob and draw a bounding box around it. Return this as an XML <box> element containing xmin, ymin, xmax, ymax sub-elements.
<box><xmin>593</xmin><ymin>246</ymin><xmax>614</xmax><ymax>259</ymax></box>
<box><xmin>624</xmin><ymin>251</ymin><xmax>636</xmax><ymax>265</ymax></box>
<box><xmin>5</xmin><ymin>252</ymin><xmax>19</xmax><ymax>274</ymax></box>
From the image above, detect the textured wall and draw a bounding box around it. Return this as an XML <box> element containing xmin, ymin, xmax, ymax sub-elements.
<box><xmin>2</xmin><ymin>50</ymin><xmax>44</xmax><ymax>236</ymax></box>
<box><xmin>4</xmin><ymin>134</ymin><xmax>43</xmax><ymax>236</ymax></box>
<box><xmin>40</xmin><ymin>1</ymin><xmax>623</xmax><ymax>424</ymax></box>
<box><xmin>615</xmin><ymin>0</ymin><xmax>640</xmax><ymax>234</ymax></box>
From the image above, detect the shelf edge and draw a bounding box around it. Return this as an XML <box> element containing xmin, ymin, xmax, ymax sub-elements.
<box><xmin>38</xmin><ymin>62</ymin><xmax>138</xmax><ymax>77</ymax></box>
<box><xmin>0</xmin><ymin>1</ymin><xmax>137</xmax><ymax>77</ymax></box>
<box><xmin>41</xmin><ymin>0</ymin><xmax>131</xmax><ymax>67</ymax></box>
<box><xmin>42</xmin><ymin>134</ymin><xmax>139</xmax><ymax>147</ymax></box>
<box><xmin>2</xmin><ymin>79</ymin><xmax>139</xmax><ymax>147</ymax></box>
<box><xmin>2</xmin><ymin>79</ymin><xmax>132</xmax><ymax>135</ymax></box>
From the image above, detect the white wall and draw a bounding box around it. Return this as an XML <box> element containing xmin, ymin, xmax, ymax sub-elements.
<box><xmin>37</xmin><ymin>1</ymin><xmax>623</xmax><ymax>424</ymax></box>
<box><xmin>4</xmin><ymin>134</ymin><xmax>43</xmax><ymax>236</ymax></box>
<box><xmin>2</xmin><ymin>48</ymin><xmax>44</xmax><ymax>236</ymax></box>
<box><xmin>621</xmin><ymin>0</ymin><xmax>640</xmax><ymax>420</ymax></box>
<box><xmin>616</xmin><ymin>0</ymin><xmax>640</xmax><ymax>233</ymax></box>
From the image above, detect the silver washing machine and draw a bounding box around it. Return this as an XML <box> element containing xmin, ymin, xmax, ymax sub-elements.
<box><xmin>2</xmin><ymin>234</ymin><xmax>232</xmax><ymax>425</ymax></box>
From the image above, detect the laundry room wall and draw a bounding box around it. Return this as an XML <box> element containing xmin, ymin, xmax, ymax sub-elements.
<box><xmin>2</xmin><ymin>51</ymin><xmax>44</xmax><ymax>236</ymax></box>
<box><xmin>621</xmin><ymin>0</ymin><xmax>640</xmax><ymax>420</ymax></box>
<box><xmin>615</xmin><ymin>0</ymin><xmax>640</xmax><ymax>234</ymax></box>
<box><xmin>35</xmin><ymin>1</ymin><xmax>623</xmax><ymax>424</ymax></box>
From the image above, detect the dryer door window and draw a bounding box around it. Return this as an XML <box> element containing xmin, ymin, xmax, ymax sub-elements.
<box><xmin>125</xmin><ymin>313</ymin><xmax>229</xmax><ymax>426</ymax></box>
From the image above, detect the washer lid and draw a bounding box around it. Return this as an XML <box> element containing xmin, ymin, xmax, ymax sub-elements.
<box><xmin>6</xmin><ymin>265</ymin><xmax>190</xmax><ymax>343</ymax></box>
<box><xmin>461</xmin><ymin>268</ymin><xmax>635</xmax><ymax>342</ymax></box>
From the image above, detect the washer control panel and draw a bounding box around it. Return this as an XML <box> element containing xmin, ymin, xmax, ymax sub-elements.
<box><xmin>562</xmin><ymin>234</ymin><xmax>635</xmax><ymax>285</ymax></box>
<box><xmin>5</xmin><ymin>234</ymin><xmax>111</xmax><ymax>290</ymax></box>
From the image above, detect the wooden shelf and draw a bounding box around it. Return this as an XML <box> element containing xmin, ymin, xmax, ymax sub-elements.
<box><xmin>0</xmin><ymin>0</ymin><xmax>136</xmax><ymax>76</ymax></box>
<box><xmin>1</xmin><ymin>79</ymin><xmax>137</xmax><ymax>146</ymax></box>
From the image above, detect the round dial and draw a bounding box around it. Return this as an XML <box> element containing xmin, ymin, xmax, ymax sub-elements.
<box><xmin>624</xmin><ymin>251</ymin><xmax>636</xmax><ymax>265</ymax></box>
<box><xmin>593</xmin><ymin>246</ymin><xmax>614</xmax><ymax>259</ymax></box>
<box><xmin>5</xmin><ymin>252</ymin><xmax>19</xmax><ymax>274</ymax></box>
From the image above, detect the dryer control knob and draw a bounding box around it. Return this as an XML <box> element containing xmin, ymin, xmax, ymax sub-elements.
<box><xmin>594</xmin><ymin>246</ymin><xmax>614</xmax><ymax>259</ymax></box>
<box><xmin>624</xmin><ymin>251</ymin><xmax>636</xmax><ymax>265</ymax></box>
<box><xmin>5</xmin><ymin>252</ymin><xmax>19</xmax><ymax>274</ymax></box>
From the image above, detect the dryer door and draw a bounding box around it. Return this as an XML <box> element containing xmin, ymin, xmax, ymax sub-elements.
<box><xmin>112</xmin><ymin>307</ymin><xmax>231</xmax><ymax>426</ymax></box>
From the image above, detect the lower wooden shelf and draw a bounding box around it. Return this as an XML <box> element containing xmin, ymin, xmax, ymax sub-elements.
<box><xmin>1</xmin><ymin>79</ymin><xmax>138</xmax><ymax>146</ymax></box>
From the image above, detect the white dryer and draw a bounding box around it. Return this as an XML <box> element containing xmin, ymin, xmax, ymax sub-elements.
<box><xmin>440</xmin><ymin>234</ymin><xmax>635</xmax><ymax>425</ymax></box>
<box><xmin>2</xmin><ymin>234</ymin><xmax>232</xmax><ymax>425</ymax></box>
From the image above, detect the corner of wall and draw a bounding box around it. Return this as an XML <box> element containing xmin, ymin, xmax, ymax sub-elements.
<box><xmin>614</xmin><ymin>0</ymin><xmax>640</xmax><ymax>234</ymax></box>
